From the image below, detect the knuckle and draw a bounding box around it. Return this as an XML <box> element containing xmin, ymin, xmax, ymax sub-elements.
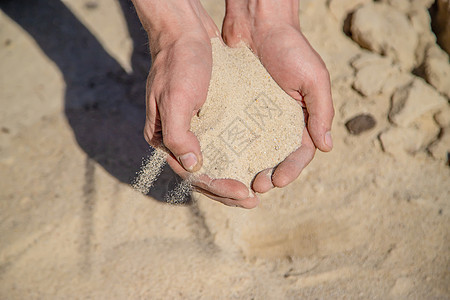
<box><xmin>143</xmin><ymin>122</ymin><xmax>161</xmax><ymax>147</ymax></box>
<box><xmin>325</xmin><ymin>100</ymin><xmax>336</xmax><ymax>122</ymax></box>
<box><xmin>330</xmin><ymin>106</ymin><xmax>336</xmax><ymax>119</ymax></box>
<box><xmin>143</xmin><ymin>129</ymin><xmax>155</xmax><ymax>147</ymax></box>
<box><xmin>273</xmin><ymin>173</ymin><xmax>291</xmax><ymax>188</ymax></box>
<box><xmin>316</xmin><ymin>66</ymin><xmax>331</xmax><ymax>83</ymax></box>
<box><xmin>143</xmin><ymin>130</ymin><xmax>153</xmax><ymax>146</ymax></box>
<box><xmin>162</xmin><ymin>132</ymin><xmax>180</xmax><ymax>151</ymax></box>
<box><xmin>168</xmin><ymin>87</ymin><xmax>195</xmax><ymax>105</ymax></box>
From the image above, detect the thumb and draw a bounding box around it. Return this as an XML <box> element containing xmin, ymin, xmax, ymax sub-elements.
<box><xmin>160</xmin><ymin>98</ymin><xmax>203</xmax><ymax>172</ymax></box>
<box><xmin>303</xmin><ymin>70</ymin><xmax>335</xmax><ymax>152</ymax></box>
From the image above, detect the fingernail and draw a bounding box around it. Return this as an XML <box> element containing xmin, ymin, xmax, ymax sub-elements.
<box><xmin>325</xmin><ymin>131</ymin><xmax>333</xmax><ymax>149</ymax></box>
<box><xmin>179</xmin><ymin>152</ymin><xmax>198</xmax><ymax>171</ymax></box>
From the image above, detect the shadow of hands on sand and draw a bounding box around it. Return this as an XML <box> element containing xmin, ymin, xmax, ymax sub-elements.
<box><xmin>1</xmin><ymin>0</ymin><xmax>180</xmax><ymax>202</ymax></box>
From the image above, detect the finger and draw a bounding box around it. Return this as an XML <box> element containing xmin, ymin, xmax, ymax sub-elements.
<box><xmin>252</xmin><ymin>168</ymin><xmax>275</xmax><ymax>194</ymax></box>
<box><xmin>194</xmin><ymin>175</ymin><xmax>250</xmax><ymax>200</ymax></box>
<box><xmin>193</xmin><ymin>188</ymin><xmax>260</xmax><ymax>209</ymax></box>
<box><xmin>195</xmin><ymin>2</ymin><xmax>223</xmax><ymax>39</ymax></box>
<box><xmin>303</xmin><ymin>67</ymin><xmax>335</xmax><ymax>152</ymax></box>
<box><xmin>159</xmin><ymin>92</ymin><xmax>203</xmax><ymax>172</ymax></box>
<box><xmin>166</xmin><ymin>155</ymin><xmax>250</xmax><ymax>200</ymax></box>
<box><xmin>221</xmin><ymin>18</ymin><xmax>251</xmax><ymax>48</ymax></box>
<box><xmin>271</xmin><ymin>130</ymin><xmax>316</xmax><ymax>188</ymax></box>
<box><xmin>144</xmin><ymin>78</ymin><xmax>163</xmax><ymax>148</ymax></box>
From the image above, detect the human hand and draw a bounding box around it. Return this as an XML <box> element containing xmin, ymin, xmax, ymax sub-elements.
<box><xmin>222</xmin><ymin>0</ymin><xmax>335</xmax><ymax>193</ymax></box>
<box><xmin>132</xmin><ymin>0</ymin><xmax>259</xmax><ymax>208</ymax></box>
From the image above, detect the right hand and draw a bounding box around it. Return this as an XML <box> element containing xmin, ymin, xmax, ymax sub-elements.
<box><xmin>132</xmin><ymin>0</ymin><xmax>259</xmax><ymax>208</ymax></box>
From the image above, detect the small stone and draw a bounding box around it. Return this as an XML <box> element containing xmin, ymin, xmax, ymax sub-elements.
<box><xmin>345</xmin><ymin>114</ymin><xmax>377</xmax><ymax>135</ymax></box>
<box><xmin>84</xmin><ymin>1</ymin><xmax>98</xmax><ymax>10</ymax></box>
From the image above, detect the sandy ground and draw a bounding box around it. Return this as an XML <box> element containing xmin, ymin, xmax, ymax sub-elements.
<box><xmin>0</xmin><ymin>0</ymin><xmax>449</xmax><ymax>299</ymax></box>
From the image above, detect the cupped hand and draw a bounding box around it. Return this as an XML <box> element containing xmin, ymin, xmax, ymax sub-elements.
<box><xmin>222</xmin><ymin>2</ymin><xmax>335</xmax><ymax>193</ymax></box>
<box><xmin>133</xmin><ymin>0</ymin><xmax>258</xmax><ymax>208</ymax></box>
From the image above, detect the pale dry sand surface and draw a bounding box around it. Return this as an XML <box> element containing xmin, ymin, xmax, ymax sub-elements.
<box><xmin>1</xmin><ymin>0</ymin><xmax>449</xmax><ymax>299</ymax></box>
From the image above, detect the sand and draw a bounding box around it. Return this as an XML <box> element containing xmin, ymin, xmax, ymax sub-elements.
<box><xmin>1</xmin><ymin>0</ymin><xmax>449</xmax><ymax>299</ymax></box>
<box><xmin>132</xmin><ymin>149</ymin><xmax>166</xmax><ymax>194</ymax></box>
<box><xmin>191</xmin><ymin>38</ymin><xmax>303</xmax><ymax>187</ymax></box>
<box><xmin>132</xmin><ymin>38</ymin><xmax>303</xmax><ymax>195</ymax></box>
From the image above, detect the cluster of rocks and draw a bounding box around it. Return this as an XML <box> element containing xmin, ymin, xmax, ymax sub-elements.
<box><xmin>332</xmin><ymin>0</ymin><xmax>449</xmax><ymax>164</ymax></box>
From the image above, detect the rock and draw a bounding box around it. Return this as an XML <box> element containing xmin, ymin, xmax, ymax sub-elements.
<box><xmin>411</xmin><ymin>0</ymin><xmax>436</xmax><ymax>9</ymax></box>
<box><xmin>351</xmin><ymin>51</ymin><xmax>390</xmax><ymax>69</ymax></box>
<box><xmin>424</xmin><ymin>45</ymin><xmax>450</xmax><ymax>99</ymax></box>
<box><xmin>84</xmin><ymin>1</ymin><xmax>98</xmax><ymax>10</ymax></box>
<box><xmin>434</xmin><ymin>105</ymin><xmax>450</xmax><ymax>128</ymax></box>
<box><xmin>389</xmin><ymin>78</ymin><xmax>447</xmax><ymax>127</ymax></box>
<box><xmin>345</xmin><ymin>114</ymin><xmax>377</xmax><ymax>135</ymax></box>
<box><xmin>381</xmin><ymin>73</ymin><xmax>414</xmax><ymax>97</ymax></box>
<box><xmin>378</xmin><ymin>0</ymin><xmax>410</xmax><ymax>12</ymax></box>
<box><xmin>390</xmin><ymin>277</ymin><xmax>415</xmax><ymax>298</ymax></box>
<box><xmin>379</xmin><ymin>0</ymin><xmax>435</xmax><ymax>12</ymax></box>
<box><xmin>409</xmin><ymin>7</ymin><xmax>437</xmax><ymax>65</ymax></box>
<box><xmin>350</xmin><ymin>3</ymin><xmax>418</xmax><ymax>71</ymax></box>
<box><xmin>413</xmin><ymin>112</ymin><xmax>443</xmax><ymax>147</ymax></box>
<box><xmin>429</xmin><ymin>129</ymin><xmax>450</xmax><ymax>164</ymax></box>
<box><xmin>351</xmin><ymin>53</ymin><xmax>399</xmax><ymax>96</ymax></box>
<box><xmin>327</xmin><ymin>0</ymin><xmax>371</xmax><ymax>21</ymax></box>
<box><xmin>380</xmin><ymin>113</ymin><xmax>440</xmax><ymax>154</ymax></box>
<box><xmin>380</xmin><ymin>127</ymin><xmax>418</xmax><ymax>155</ymax></box>
<box><xmin>433</xmin><ymin>0</ymin><xmax>450</xmax><ymax>54</ymax></box>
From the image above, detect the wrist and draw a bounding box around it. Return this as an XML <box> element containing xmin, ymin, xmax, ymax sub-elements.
<box><xmin>132</xmin><ymin>0</ymin><xmax>202</xmax><ymax>31</ymax></box>
<box><xmin>225</xmin><ymin>0</ymin><xmax>299</xmax><ymax>29</ymax></box>
<box><xmin>223</xmin><ymin>0</ymin><xmax>300</xmax><ymax>48</ymax></box>
<box><xmin>132</xmin><ymin>0</ymin><xmax>209</xmax><ymax>52</ymax></box>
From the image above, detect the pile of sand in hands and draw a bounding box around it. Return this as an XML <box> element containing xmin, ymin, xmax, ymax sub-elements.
<box><xmin>134</xmin><ymin>38</ymin><xmax>304</xmax><ymax>200</ymax></box>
